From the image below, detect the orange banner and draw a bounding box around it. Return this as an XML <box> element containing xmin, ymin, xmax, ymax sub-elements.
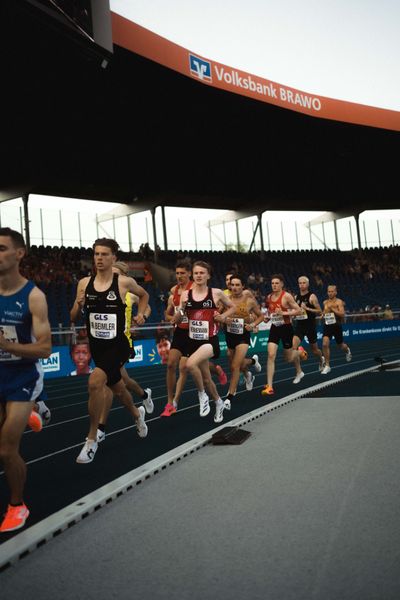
<box><xmin>111</xmin><ymin>12</ymin><xmax>400</xmax><ymax>132</ymax></box>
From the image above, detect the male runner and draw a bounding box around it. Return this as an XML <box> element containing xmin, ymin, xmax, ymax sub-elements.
<box><xmin>0</xmin><ymin>228</ymin><xmax>52</xmax><ymax>532</ymax></box>
<box><xmin>292</xmin><ymin>275</ymin><xmax>325</xmax><ymax>370</ymax></box>
<box><xmin>261</xmin><ymin>274</ymin><xmax>307</xmax><ymax>396</ymax></box>
<box><xmin>172</xmin><ymin>261</ymin><xmax>235</xmax><ymax>423</ymax></box>
<box><xmin>321</xmin><ymin>285</ymin><xmax>352</xmax><ymax>374</ymax></box>
<box><xmin>70</xmin><ymin>238</ymin><xmax>149</xmax><ymax>464</ymax></box>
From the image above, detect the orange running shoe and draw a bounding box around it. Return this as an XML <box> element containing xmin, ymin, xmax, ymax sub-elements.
<box><xmin>160</xmin><ymin>403</ymin><xmax>177</xmax><ymax>417</ymax></box>
<box><xmin>28</xmin><ymin>411</ymin><xmax>43</xmax><ymax>432</ymax></box>
<box><xmin>298</xmin><ymin>346</ymin><xmax>308</xmax><ymax>361</ymax></box>
<box><xmin>216</xmin><ymin>365</ymin><xmax>228</xmax><ymax>385</ymax></box>
<box><xmin>0</xmin><ymin>504</ymin><xmax>30</xmax><ymax>533</ymax></box>
<box><xmin>261</xmin><ymin>385</ymin><xmax>275</xmax><ymax>396</ymax></box>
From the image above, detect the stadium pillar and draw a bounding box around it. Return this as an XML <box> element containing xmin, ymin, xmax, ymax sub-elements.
<box><xmin>22</xmin><ymin>193</ymin><xmax>30</xmax><ymax>250</ymax></box>
<box><xmin>151</xmin><ymin>207</ymin><xmax>158</xmax><ymax>263</ymax></box>
<box><xmin>161</xmin><ymin>205</ymin><xmax>168</xmax><ymax>250</ymax></box>
<box><xmin>235</xmin><ymin>220</ymin><xmax>240</xmax><ymax>252</ymax></box>
<box><xmin>333</xmin><ymin>219</ymin><xmax>338</xmax><ymax>249</ymax></box>
<box><xmin>258</xmin><ymin>214</ymin><xmax>265</xmax><ymax>258</ymax></box>
<box><xmin>354</xmin><ymin>212</ymin><xmax>362</xmax><ymax>248</ymax></box>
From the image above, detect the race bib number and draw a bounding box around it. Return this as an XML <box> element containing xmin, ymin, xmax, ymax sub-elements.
<box><xmin>89</xmin><ymin>313</ymin><xmax>117</xmax><ymax>339</ymax></box>
<box><xmin>189</xmin><ymin>319</ymin><xmax>209</xmax><ymax>340</ymax></box>
<box><xmin>227</xmin><ymin>317</ymin><xmax>244</xmax><ymax>334</ymax></box>
<box><xmin>295</xmin><ymin>308</ymin><xmax>308</xmax><ymax>321</ymax></box>
<box><xmin>271</xmin><ymin>313</ymin><xmax>284</xmax><ymax>327</ymax></box>
<box><xmin>174</xmin><ymin>305</ymin><xmax>188</xmax><ymax>324</ymax></box>
<box><xmin>0</xmin><ymin>325</ymin><xmax>21</xmax><ymax>361</ymax></box>
<box><xmin>324</xmin><ymin>312</ymin><xmax>336</xmax><ymax>325</ymax></box>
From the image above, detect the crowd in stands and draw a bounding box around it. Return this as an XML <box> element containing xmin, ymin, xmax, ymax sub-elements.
<box><xmin>20</xmin><ymin>244</ymin><xmax>400</xmax><ymax>328</ymax></box>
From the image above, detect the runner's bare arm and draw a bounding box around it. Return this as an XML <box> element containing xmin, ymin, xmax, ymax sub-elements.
<box><xmin>245</xmin><ymin>299</ymin><xmax>264</xmax><ymax>330</ymax></box>
<box><xmin>124</xmin><ymin>277</ymin><xmax>149</xmax><ymax>325</ymax></box>
<box><xmin>276</xmin><ymin>293</ymin><xmax>302</xmax><ymax>317</ymax></box>
<box><xmin>70</xmin><ymin>277</ymin><xmax>90</xmax><ymax>323</ymax></box>
<box><xmin>0</xmin><ymin>287</ymin><xmax>51</xmax><ymax>359</ymax></box>
<box><xmin>213</xmin><ymin>289</ymin><xmax>236</xmax><ymax>323</ymax></box>
<box><xmin>303</xmin><ymin>293</ymin><xmax>322</xmax><ymax>314</ymax></box>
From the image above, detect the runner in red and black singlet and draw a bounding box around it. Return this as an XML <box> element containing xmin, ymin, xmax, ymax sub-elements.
<box><xmin>172</xmin><ymin>261</ymin><xmax>235</xmax><ymax>424</ymax></box>
<box><xmin>261</xmin><ymin>274</ymin><xmax>306</xmax><ymax>397</ymax></box>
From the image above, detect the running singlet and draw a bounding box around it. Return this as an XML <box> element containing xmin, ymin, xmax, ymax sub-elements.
<box><xmin>85</xmin><ymin>273</ymin><xmax>127</xmax><ymax>349</ymax></box>
<box><xmin>173</xmin><ymin>281</ymin><xmax>192</xmax><ymax>329</ymax></box>
<box><xmin>0</xmin><ymin>280</ymin><xmax>41</xmax><ymax>366</ymax></box>
<box><xmin>294</xmin><ymin>291</ymin><xmax>316</xmax><ymax>321</ymax></box>
<box><xmin>186</xmin><ymin>287</ymin><xmax>219</xmax><ymax>340</ymax></box>
<box><xmin>266</xmin><ymin>290</ymin><xmax>290</xmax><ymax>326</ymax></box>
<box><xmin>226</xmin><ymin>298</ymin><xmax>249</xmax><ymax>335</ymax></box>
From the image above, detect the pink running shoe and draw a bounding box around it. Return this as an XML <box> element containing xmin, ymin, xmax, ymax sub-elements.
<box><xmin>160</xmin><ymin>403</ymin><xmax>177</xmax><ymax>417</ymax></box>
<box><xmin>28</xmin><ymin>411</ymin><xmax>43</xmax><ymax>432</ymax></box>
<box><xmin>216</xmin><ymin>365</ymin><xmax>228</xmax><ymax>385</ymax></box>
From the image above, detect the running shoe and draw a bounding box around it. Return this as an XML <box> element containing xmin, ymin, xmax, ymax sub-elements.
<box><xmin>298</xmin><ymin>346</ymin><xmax>308</xmax><ymax>361</ymax></box>
<box><xmin>160</xmin><ymin>402</ymin><xmax>177</xmax><ymax>417</ymax></box>
<box><xmin>28</xmin><ymin>410</ymin><xmax>43</xmax><ymax>433</ymax></box>
<box><xmin>214</xmin><ymin>400</ymin><xmax>225</xmax><ymax>424</ymax></box>
<box><xmin>216</xmin><ymin>365</ymin><xmax>228</xmax><ymax>385</ymax></box>
<box><xmin>96</xmin><ymin>429</ymin><xmax>106</xmax><ymax>443</ymax></box>
<box><xmin>245</xmin><ymin>372</ymin><xmax>255</xmax><ymax>391</ymax></box>
<box><xmin>76</xmin><ymin>438</ymin><xmax>98</xmax><ymax>464</ymax></box>
<box><xmin>346</xmin><ymin>347</ymin><xmax>352</xmax><ymax>362</ymax></box>
<box><xmin>252</xmin><ymin>354</ymin><xmax>262</xmax><ymax>373</ymax></box>
<box><xmin>293</xmin><ymin>371</ymin><xmax>305</xmax><ymax>384</ymax></box>
<box><xmin>223</xmin><ymin>398</ymin><xmax>232</xmax><ymax>411</ymax></box>
<box><xmin>319</xmin><ymin>356</ymin><xmax>326</xmax><ymax>371</ymax></box>
<box><xmin>136</xmin><ymin>406</ymin><xmax>148</xmax><ymax>438</ymax></box>
<box><xmin>321</xmin><ymin>365</ymin><xmax>331</xmax><ymax>375</ymax></box>
<box><xmin>37</xmin><ymin>400</ymin><xmax>51</xmax><ymax>426</ymax></box>
<box><xmin>261</xmin><ymin>384</ymin><xmax>275</xmax><ymax>396</ymax></box>
<box><xmin>0</xmin><ymin>503</ymin><xmax>30</xmax><ymax>533</ymax></box>
<box><xmin>142</xmin><ymin>388</ymin><xmax>154</xmax><ymax>414</ymax></box>
<box><xmin>198</xmin><ymin>391</ymin><xmax>210</xmax><ymax>417</ymax></box>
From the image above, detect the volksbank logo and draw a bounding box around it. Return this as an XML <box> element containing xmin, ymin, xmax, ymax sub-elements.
<box><xmin>189</xmin><ymin>54</ymin><xmax>212</xmax><ymax>82</ymax></box>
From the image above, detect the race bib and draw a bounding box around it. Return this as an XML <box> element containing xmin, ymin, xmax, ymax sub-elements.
<box><xmin>89</xmin><ymin>313</ymin><xmax>117</xmax><ymax>339</ymax></box>
<box><xmin>0</xmin><ymin>325</ymin><xmax>21</xmax><ymax>361</ymax></box>
<box><xmin>324</xmin><ymin>312</ymin><xmax>336</xmax><ymax>325</ymax></box>
<box><xmin>174</xmin><ymin>305</ymin><xmax>188</xmax><ymax>324</ymax></box>
<box><xmin>227</xmin><ymin>317</ymin><xmax>244</xmax><ymax>335</ymax></box>
<box><xmin>189</xmin><ymin>319</ymin><xmax>209</xmax><ymax>340</ymax></box>
<box><xmin>271</xmin><ymin>313</ymin><xmax>284</xmax><ymax>327</ymax></box>
<box><xmin>295</xmin><ymin>308</ymin><xmax>308</xmax><ymax>320</ymax></box>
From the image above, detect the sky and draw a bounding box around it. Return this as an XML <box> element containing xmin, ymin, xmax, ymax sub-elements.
<box><xmin>111</xmin><ymin>0</ymin><xmax>400</xmax><ymax>111</ymax></box>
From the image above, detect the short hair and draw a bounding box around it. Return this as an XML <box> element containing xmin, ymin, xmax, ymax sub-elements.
<box><xmin>0</xmin><ymin>227</ymin><xmax>26</xmax><ymax>250</ymax></box>
<box><xmin>192</xmin><ymin>260</ymin><xmax>212</xmax><ymax>274</ymax></box>
<box><xmin>93</xmin><ymin>238</ymin><xmax>119</xmax><ymax>255</ymax></box>
<box><xmin>113</xmin><ymin>261</ymin><xmax>129</xmax><ymax>276</ymax></box>
<box><xmin>175</xmin><ymin>258</ymin><xmax>192</xmax><ymax>271</ymax></box>
<box><xmin>230</xmin><ymin>274</ymin><xmax>245</xmax><ymax>286</ymax></box>
<box><xmin>298</xmin><ymin>275</ymin><xmax>309</xmax><ymax>284</ymax></box>
<box><xmin>271</xmin><ymin>273</ymin><xmax>284</xmax><ymax>283</ymax></box>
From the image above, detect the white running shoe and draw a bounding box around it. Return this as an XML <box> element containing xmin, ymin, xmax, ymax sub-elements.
<box><xmin>76</xmin><ymin>439</ymin><xmax>98</xmax><ymax>464</ymax></box>
<box><xmin>319</xmin><ymin>356</ymin><xmax>326</xmax><ymax>372</ymax></box>
<box><xmin>136</xmin><ymin>406</ymin><xmax>148</xmax><ymax>438</ymax></box>
<box><xmin>293</xmin><ymin>371</ymin><xmax>305</xmax><ymax>384</ymax></box>
<box><xmin>214</xmin><ymin>400</ymin><xmax>225</xmax><ymax>423</ymax></box>
<box><xmin>224</xmin><ymin>398</ymin><xmax>231</xmax><ymax>411</ymax></box>
<box><xmin>252</xmin><ymin>354</ymin><xmax>261</xmax><ymax>373</ymax></box>
<box><xmin>198</xmin><ymin>391</ymin><xmax>210</xmax><ymax>417</ymax></box>
<box><xmin>245</xmin><ymin>372</ymin><xmax>255</xmax><ymax>391</ymax></box>
<box><xmin>142</xmin><ymin>388</ymin><xmax>154</xmax><ymax>414</ymax></box>
<box><xmin>37</xmin><ymin>400</ymin><xmax>51</xmax><ymax>426</ymax></box>
<box><xmin>321</xmin><ymin>365</ymin><xmax>331</xmax><ymax>375</ymax></box>
<box><xmin>96</xmin><ymin>429</ymin><xmax>106</xmax><ymax>443</ymax></box>
<box><xmin>346</xmin><ymin>348</ymin><xmax>352</xmax><ymax>362</ymax></box>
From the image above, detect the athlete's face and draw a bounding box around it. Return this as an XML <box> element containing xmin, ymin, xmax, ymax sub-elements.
<box><xmin>0</xmin><ymin>236</ymin><xmax>25</xmax><ymax>275</ymax></box>
<box><xmin>230</xmin><ymin>278</ymin><xmax>243</xmax><ymax>296</ymax></box>
<box><xmin>192</xmin><ymin>267</ymin><xmax>210</xmax><ymax>285</ymax></box>
<box><xmin>298</xmin><ymin>278</ymin><xmax>309</xmax><ymax>293</ymax></box>
<box><xmin>175</xmin><ymin>268</ymin><xmax>190</xmax><ymax>286</ymax></box>
<box><xmin>327</xmin><ymin>286</ymin><xmax>337</xmax><ymax>299</ymax></box>
<box><xmin>157</xmin><ymin>338</ymin><xmax>171</xmax><ymax>363</ymax></box>
<box><xmin>271</xmin><ymin>278</ymin><xmax>283</xmax><ymax>293</ymax></box>
<box><xmin>225</xmin><ymin>274</ymin><xmax>233</xmax><ymax>289</ymax></box>
<box><xmin>71</xmin><ymin>344</ymin><xmax>91</xmax><ymax>371</ymax></box>
<box><xmin>94</xmin><ymin>245</ymin><xmax>115</xmax><ymax>273</ymax></box>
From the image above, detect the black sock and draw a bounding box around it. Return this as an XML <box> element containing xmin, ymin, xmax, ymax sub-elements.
<box><xmin>141</xmin><ymin>390</ymin><xmax>148</xmax><ymax>400</ymax></box>
<box><xmin>10</xmin><ymin>502</ymin><xmax>24</xmax><ymax>507</ymax></box>
<box><xmin>98</xmin><ymin>424</ymin><xmax>106</xmax><ymax>432</ymax></box>
<box><xmin>227</xmin><ymin>393</ymin><xmax>235</xmax><ymax>401</ymax></box>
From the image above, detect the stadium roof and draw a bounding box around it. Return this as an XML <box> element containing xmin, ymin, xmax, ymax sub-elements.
<box><xmin>2</xmin><ymin>0</ymin><xmax>399</xmax><ymax>215</ymax></box>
